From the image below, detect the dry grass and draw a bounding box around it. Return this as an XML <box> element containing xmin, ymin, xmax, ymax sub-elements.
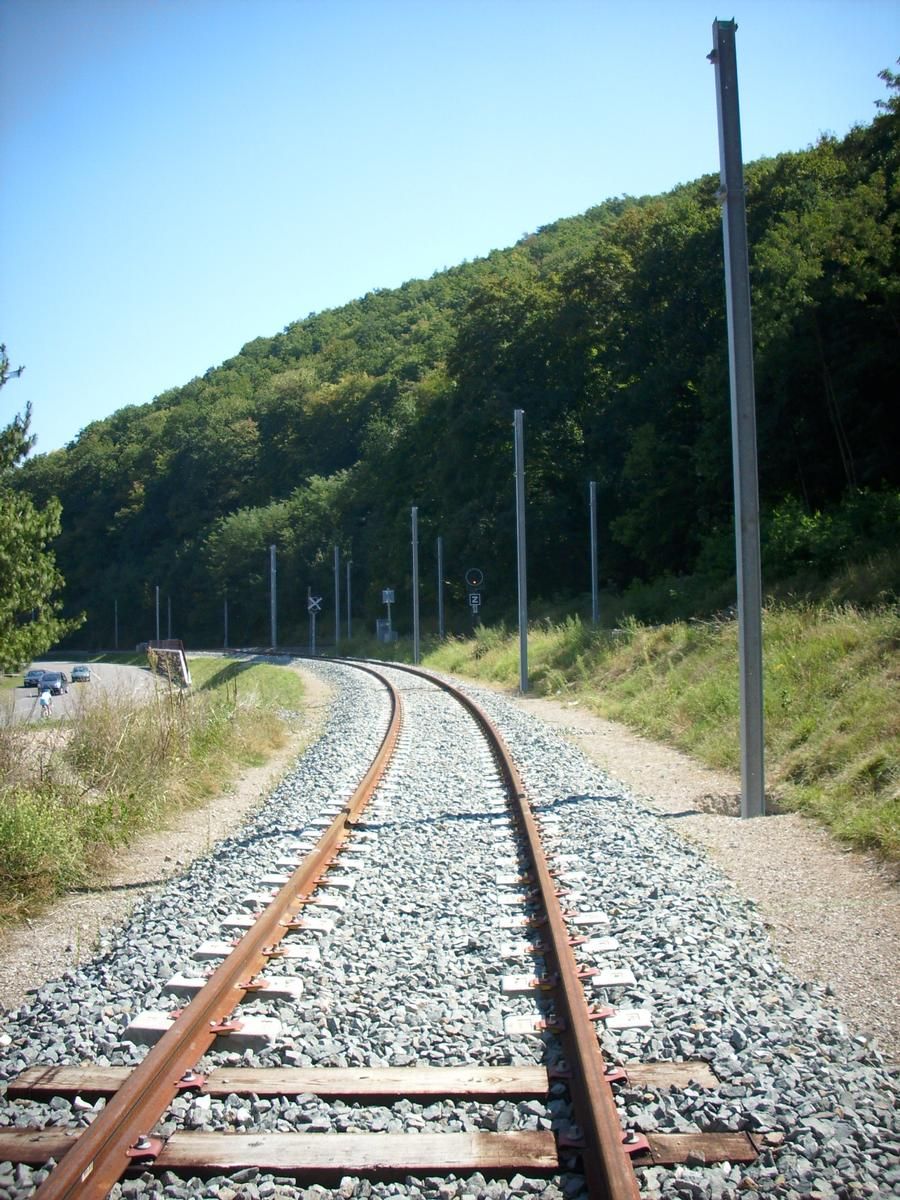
<box><xmin>0</xmin><ymin>658</ymin><xmax>304</xmax><ymax>924</ymax></box>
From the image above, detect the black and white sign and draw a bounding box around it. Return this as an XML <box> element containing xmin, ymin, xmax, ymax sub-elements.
<box><xmin>307</xmin><ymin>595</ymin><xmax>322</xmax><ymax>613</ymax></box>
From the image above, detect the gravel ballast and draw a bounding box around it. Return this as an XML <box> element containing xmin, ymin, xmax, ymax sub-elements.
<box><xmin>0</xmin><ymin>660</ymin><xmax>897</xmax><ymax>1200</ymax></box>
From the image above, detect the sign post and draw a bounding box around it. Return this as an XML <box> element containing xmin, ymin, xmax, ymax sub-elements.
<box><xmin>307</xmin><ymin>590</ymin><xmax>322</xmax><ymax>655</ymax></box>
<box><xmin>382</xmin><ymin>588</ymin><xmax>394</xmax><ymax>638</ymax></box>
<box><xmin>465</xmin><ymin>567</ymin><xmax>483</xmax><ymax>628</ymax></box>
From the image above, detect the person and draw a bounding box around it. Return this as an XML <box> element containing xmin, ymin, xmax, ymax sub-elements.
<box><xmin>39</xmin><ymin>686</ymin><xmax>52</xmax><ymax>718</ymax></box>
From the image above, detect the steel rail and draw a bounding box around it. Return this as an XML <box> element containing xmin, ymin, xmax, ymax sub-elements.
<box><xmin>34</xmin><ymin>665</ymin><xmax>402</xmax><ymax>1200</ymax></box>
<box><xmin>355</xmin><ymin>660</ymin><xmax>640</xmax><ymax>1200</ymax></box>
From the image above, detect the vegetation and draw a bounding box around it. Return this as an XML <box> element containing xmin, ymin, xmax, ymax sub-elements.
<box><xmin>12</xmin><ymin>70</ymin><xmax>898</xmax><ymax>649</ymax></box>
<box><xmin>420</xmin><ymin>604</ymin><xmax>899</xmax><ymax>861</ymax></box>
<box><xmin>0</xmin><ymin>657</ymin><xmax>305</xmax><ymax>925</ymax></box>
<box><xmin>3</xmin><ymin>71</ymin><xmax>896</xmax><ymax>920</ymax></box>
<box><xmin>0</xmin><ymin>345</ymin><xmax>82</xmax><ymax>670</ymax></box>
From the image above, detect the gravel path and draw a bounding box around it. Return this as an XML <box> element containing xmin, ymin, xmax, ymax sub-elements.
<box><xmin>0</xmin><ymin>660</ymin><xmax>897</xmax><ymax>1200</ymax></box>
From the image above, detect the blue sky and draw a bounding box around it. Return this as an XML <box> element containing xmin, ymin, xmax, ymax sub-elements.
<box><xmin>2</xmin><ymin>0</ymin><xmax>897</xmax><ymax>455</ymax></box>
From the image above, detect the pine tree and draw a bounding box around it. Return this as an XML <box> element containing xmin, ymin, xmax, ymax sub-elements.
<box><xmin>0</xmin><ymin>345</ymin><xmax>82</xmax><ymax>670</ymax></box>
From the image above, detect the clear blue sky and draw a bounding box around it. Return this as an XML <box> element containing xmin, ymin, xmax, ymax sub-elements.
<box><xmin>2</xmin><ymin>0</ymin><xmax>897</xmax><ymax>455</ymax></box>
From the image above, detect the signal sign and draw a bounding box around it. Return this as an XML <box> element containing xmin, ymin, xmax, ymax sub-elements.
<box><xmin>465</xmin><ymin>568</ymin><xmax>484</xmax><ymax>589</ymax></box>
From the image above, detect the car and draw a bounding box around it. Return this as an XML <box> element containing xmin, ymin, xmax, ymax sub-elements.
<box><xmin>40</xmin><ymin>671</ymin><xmax>68</xmax><ymax>696</ymax></box>
<box><xmin>70</xmin><ymin>665</ymin><xmax>92</xmax><ymax>683</ymax></box>
<box><xmin>23</xmin><ymin>668</ymin><xmax>46</xmax><ymax>689</ymax></box>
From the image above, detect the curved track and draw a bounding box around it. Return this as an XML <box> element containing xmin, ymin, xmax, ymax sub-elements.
<box><xmin>2</xmin><ymin>659</ymin><xmax>761</xmax><ymax>1198</ymax></box>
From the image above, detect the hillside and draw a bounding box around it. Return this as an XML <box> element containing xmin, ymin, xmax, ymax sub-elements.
<box><xmin>16</xmin><ymin>90</ymin><xmax>899</xmax><ymax>649</ymax></box>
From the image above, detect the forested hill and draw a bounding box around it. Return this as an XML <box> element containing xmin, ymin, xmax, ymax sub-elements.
<box><xmin>17</xmin><ymin>89</ymin><xmax>900</xmax><ymax>649</ymax></box>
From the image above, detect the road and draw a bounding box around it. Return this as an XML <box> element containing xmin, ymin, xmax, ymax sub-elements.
<box><xmin>5</xmin><ymin>661</ymin><xmax>159</xmax><ymax>723</ymax></box>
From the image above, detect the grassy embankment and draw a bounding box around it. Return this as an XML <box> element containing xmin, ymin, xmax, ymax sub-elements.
<box><xmin>0</xmin><ymin>657</ymin><xmax>306</xmax><ymax>926</ymax></box>
<box><xmin>415</xmin><ymin>603</ymin><xmax>898</xmax><ymax>860</ymax></box>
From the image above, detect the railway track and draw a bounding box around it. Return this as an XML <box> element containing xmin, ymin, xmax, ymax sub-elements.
<box><xmin>0</xmin><ymin>658</ymin><xmax>815</xmax><ymax>1198</ymax></box>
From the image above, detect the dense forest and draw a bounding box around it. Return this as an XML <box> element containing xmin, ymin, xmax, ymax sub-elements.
<box><xmin>15</xmin><ymin>76</ymin><xmax>899</xmax><ymax>650</ymax></box>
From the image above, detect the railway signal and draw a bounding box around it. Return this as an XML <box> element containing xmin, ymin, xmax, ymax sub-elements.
<box><xmin>466</xmin><ymin>568</ymin><xmax>484</xmax><ymax>624</ymax></box>
<box><xmin>308</xmin><ymin>590</ymin><xmax>322</xmax><ymax>655</ymax></box>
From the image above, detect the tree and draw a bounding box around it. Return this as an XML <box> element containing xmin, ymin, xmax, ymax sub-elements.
<box><xmin>0</xmin><ymin>345</ymin><xmax>82</xmax><ymax>669</ymax></box>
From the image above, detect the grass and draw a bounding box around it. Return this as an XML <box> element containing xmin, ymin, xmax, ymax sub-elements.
<box><xmin>419</xmin><ymin>604</ymin><xmax>899</xmax><ymax>860</ymax></box>
<box><xmin>0</xmin><ymin>656</ymin><xmax>306</xmax><ymax>925</ymax></box>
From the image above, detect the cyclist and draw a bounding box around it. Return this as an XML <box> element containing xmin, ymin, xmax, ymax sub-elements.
<box><xmin>39</xmin><ymin>686</ymin><xmax>52</xmax><ymax>718</ymax></box>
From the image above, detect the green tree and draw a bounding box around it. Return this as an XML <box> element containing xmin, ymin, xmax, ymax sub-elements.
<box><xmin>0</xmin><ymin>345</ymin><xmax>82</xmax><ymax>668</ymax></box>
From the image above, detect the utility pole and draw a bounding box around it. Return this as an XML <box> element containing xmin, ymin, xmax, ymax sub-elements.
<box><xmin>334</xmin><ymin>544</ymin><xmax>341</xmax><ymax>651</ymax></box>
<box><xmin>710</xmin><ymin>19</ymin><xmax>765</xmax><ymax>818</ymax></box>
<box><xmin>589</xmin><ymin>481</ymin><xmax>599</xmax><ymax>626</ymax></box>
<box><xmin>411</xmin><ymin>506</ymin><xmax>420</xmax><ymax>664</ymax></box>
<box><xmin>514</xmin><ymin>409</ymin><xmax>528</xmax><ymax>693</ymax></box>
<box><xmin>114</xmin><ymin>597</ymin><xmax>119</xmax><ymax>651</ymax></box>
<box><xmin>346</xmin><ymin>560</ymin><xmax>352</xmax><ymax>639</ymax></box>
<box><xmin>436</xmin><ymin>536</ymin><xmax>445</xmax><ymax>639</ymax></box>
<box><xmin>155</xmin><ymin>585</ymin><xmax>160</xmax><ymax>642</ymax></box>
<box><xmin>224</xmin><ymin>595</ymin><xmax>229</xmax><ymax>650</ymax></box>
<box><xmin>269</xmin><ymin>544</ymin><xmax>277</xmax><ymax>649</ymax></box>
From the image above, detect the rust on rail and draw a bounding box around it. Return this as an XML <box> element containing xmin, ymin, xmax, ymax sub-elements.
<box><xmin>376</xmin><ymin>662</ymin><xmax>640</xmax><ymax>1200</ymax></box>
<box><xmin>33</xmin><ymin>666</ymin><xmax>402</xmax><ymax>1200</ymax></box>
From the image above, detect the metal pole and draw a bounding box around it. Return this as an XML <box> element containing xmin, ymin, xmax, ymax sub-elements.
<box><xmin>114</xmin><ymin>597</ymin><xmax>118</xmax><ymax>651</ymax></box>
<box><xmin>269</xmin><ymin>544</ymin><xmax>277</xmax><ymax>649</ymax></box>
<box><xmin>411</xmin><ymin>506</ymin><xmax>420</xmax><ymax>664</ymax></box>
<box><xmin>589</xmin><ymin>481</ymin><xmax>599</xmax><ymax>626</ymax></box>
<box><xmin>514</xmin><ymin>409</ymin><xmax>528</xmax><ymax>693</ymax></box>
<box><xmin>167</xmin><ymin>595</ymin><xmax>172</xmax><ymax>640</ymax></box>
<box><xmin>710</xmin><ymin>19</ymin><xmax>765</xmax><ymax>819</ymax></box>
<box><xmin>346</xmin><ymin>561</ymin><xmax>352</xmax><ymax>639</ymax></box>
<box><xmin>155</xmin><ymin>585</ymin><xmax>160</xmax><ymax>642</ymax></box>
<box><xmin>437</xmin><ymin>536</ymin><xmax>445</xmax><ymax>639</ymax></box>
<box><xmin>224</xmin><ymin>596</ymin><xmax>229</xmax><ymax>650</ymax></box>
<box><xmin>334</xmin><ymin>545</ymin><xmax>341</xmax><ymax>650</ymax></box>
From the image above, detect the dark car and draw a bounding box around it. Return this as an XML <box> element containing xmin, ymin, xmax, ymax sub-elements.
<box><xmin>40</xmin><ymin>671</ymin><xmax>68</xmax><ymax>695</ymax></box>
<box><xmin>23</xmin><ymin>668</ymin><xmax>46</xmax><ymax>689</ymax></box>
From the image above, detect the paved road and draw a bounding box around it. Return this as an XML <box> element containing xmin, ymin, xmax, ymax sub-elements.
<box><xmin>5</xmin><ymin>661</ymin><xmax>158</xmax><ymax>723</ymax></box>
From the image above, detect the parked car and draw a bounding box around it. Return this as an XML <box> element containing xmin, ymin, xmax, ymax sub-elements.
<box><xmin>70</xmin><ymin>665</ymin><xmax>92</xmax><ymax>683</ymax></box>
<box><xmin>40</xmin><ymin>671</ymin><xmax>69</xmax><ymax>695</ymax></box>
<box><xmin>23</xmin><ymin>668</ymin><xmax>46</xmax><ymax>689</ymax></box>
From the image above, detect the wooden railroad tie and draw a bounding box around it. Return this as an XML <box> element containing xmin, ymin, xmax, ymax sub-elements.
<box><xmin>4</xmin><ymin>1061</ymin><xmax>760</xmax><ymax>1176</ymax></box>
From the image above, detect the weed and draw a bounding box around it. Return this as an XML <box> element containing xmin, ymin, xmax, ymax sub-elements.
<box><xmin>0</xmin><ymin>657</ymin><xmax>303</xmax><ymax>925</ymax></box>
